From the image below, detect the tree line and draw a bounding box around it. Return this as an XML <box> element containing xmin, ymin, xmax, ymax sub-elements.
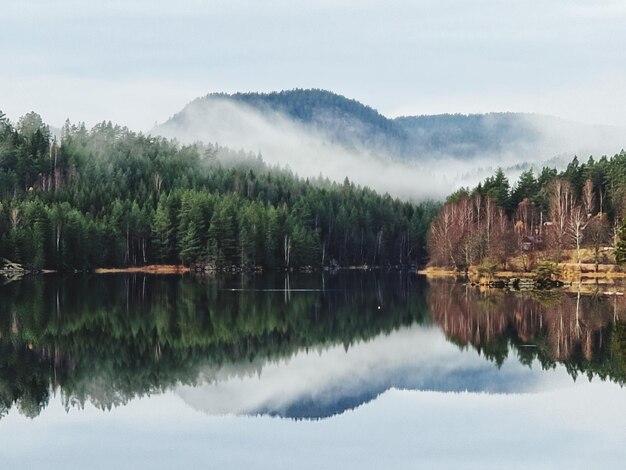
<box><xmin>428</xmin><ymin>154</ymin><xmax>626</xmax><ymax>271</ymax></box>
<box><xmin>0</xmin><ymin>111</ymin><xmax>437</xmax><ymax>270</ymax></box>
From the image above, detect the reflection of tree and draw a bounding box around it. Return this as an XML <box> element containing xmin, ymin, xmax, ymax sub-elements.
<box><xmin>0</xmin><ymin>272</ymin><xmax>429</xmax><ymax>419</ymax></box>
<box><xmin>428</xmin><ymin>280</ymin><xmax>626</xmax><ymax>383</ymax></box>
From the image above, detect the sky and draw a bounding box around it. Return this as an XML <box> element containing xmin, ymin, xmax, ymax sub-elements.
<box><xmin>1</xmin><ymin>0</ymin><xmax>626</xmax><ymax>131</ymax></box>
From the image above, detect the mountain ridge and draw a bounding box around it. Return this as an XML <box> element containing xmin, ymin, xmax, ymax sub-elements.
<box><xmin>156</xmin><ymin>88</ymin><xmax>626</xmax><ymax>162</ymax></box>
<box><xmin>152</xmin><ymin>88</ymin><xmax>626</xmax><ymax>199</ymax></box>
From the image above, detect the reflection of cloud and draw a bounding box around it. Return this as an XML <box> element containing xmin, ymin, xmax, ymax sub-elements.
<box><xmin>4</xmin><ymin>382</ymin><xmax>626</xmax><ymax>470</ymax></box>
<box><xmin>176</xmin><ymin>324</ymin><xmax>574</xmax><ymax>418</ymax></box>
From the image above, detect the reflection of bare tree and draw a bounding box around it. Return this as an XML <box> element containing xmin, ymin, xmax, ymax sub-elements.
<box><xmin>428</xmin><ymin>280</ymin><xmax>624</xmax><ymax>362</ymax></box>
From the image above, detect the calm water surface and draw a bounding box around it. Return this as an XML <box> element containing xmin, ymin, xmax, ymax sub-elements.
<box><xmin>1</xmin><ymin>272</ymin><xmax>625</xmax><ymax>469</ymax></box>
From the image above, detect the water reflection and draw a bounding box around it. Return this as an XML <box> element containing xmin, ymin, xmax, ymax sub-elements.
<box><xmin>177</xmin><ymin>324</ymin><xmax>575</xmax><ymax>418</ymax></box>
<box><xmin>0</xmin><ymin>273</ymin><xmax>625</xmax><ymax>420</ymax></box>
<box><xmin>429</xmin><ymin>282</ymin><xmax>626</xmax><ymax>383</ymax></box>
<box><xmin>0</xmin><ymin>272</ymin><xmax>426</xmax><ymax>419</ymax></box>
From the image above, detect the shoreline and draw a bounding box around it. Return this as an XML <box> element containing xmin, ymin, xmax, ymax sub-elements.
<box><xmin>94</xmin><ymin>265</ymin><xmax>190</xmax><ymax>274</ymax></box>
<box><xmin>418</xmin><ymin>265</ymin><xmax>626</xmax><ymax>295</ymax></box>
<box><xmin>94</xmin><ymin>264</ymin><xmax>405</xmax><ymax>274</ymax></box>
<box><xmin>418</xmin><ymin>265</ymin><xmax>626</xmax><ymax>280</ymax></box>
<box><xmin>2</xmin><ymin>264</ymin><xmax>418</xmax><ymax>277</ymax></box>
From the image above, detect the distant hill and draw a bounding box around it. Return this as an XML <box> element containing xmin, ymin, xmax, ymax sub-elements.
<box><xmin>155</xmin><ymin>89</ymin><xmax>626</xmax><ymax>162</ymax></box>
<box><xmin>158</xmin><ymin>89</ymin><xmax>409</xmax><ymax>156</ymax></box>
<box><xmin>153</xmin><ymin>89</ymin><xmax>626</xmax><ymax>199</ymax></box>
<box><xmin>393</xmin><ymin>112</ymin><xmax>541</xmax><ymax>159</ymax></box>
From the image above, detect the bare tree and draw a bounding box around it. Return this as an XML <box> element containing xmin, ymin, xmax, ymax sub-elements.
<box><xmin>10</xmin><ymin>207</ymin><xmax>20</xmax><ymax>229</ymax></box>
<box><xmin>547</xmin><ymin>178</ymin><xmax>574</xmax><ymax>261</ymax></box>
<box><xmin>586</xmin><ymin>214</ymin><xmax>610</xmax><ymax>272</ymax></box>
<box><xmin>568</xmin><ymin>205</ymin><xmax>589</xmax><ymax>265</ymax></box>
<box><xmin>457</xmin><ymin>196</ymin><xmax>476</xmax><ymax>269</ymax></box>
<box><xmin>515</xmin><ymin>198</ymin><xmax>539</xmax><ymax>238</ymax></box>
<box><xmin>484</xmin><ymin>197</ymin><xmax>496</xmax><ymax>256</ymax></box>
<box><xmin>489</xmin><ymin>207</ymin><xmax>516</xmax><ymax>269</ymax></box>
<box><xmin>582</xmin><ymin>179</ymin><xmax>595</xmax><ymax>218</ymax></box>
<box><xmin>428</xmin><ymin>196</ymin><xmax>483</xmax><ymax>270</ymax></box>
<box><xmin>514</xmin><ymin>198</ymin><xmax>540</xmax><ymax>271</ymax></box>
<box><xmin>429</xmin><ymin>194</ymin><xmax>516</xmax><ymax>271</ymax></box>
<box><xmin>428</xmin><ymin>202</ymin><xmax>459</xmax><ymax>268</ymax></box>
<box><xmin>474</xmin><ymin>192</ymin><xmax>484</xmax><ymax>258</ymax></box>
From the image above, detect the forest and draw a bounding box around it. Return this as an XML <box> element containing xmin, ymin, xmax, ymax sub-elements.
<box><xmin>0</xmin><ymin>110</ymin><xmax>436</xmax><ymax>271</ymax></box>
<box><xmin>428</xmin><ymin>153</ymin><xmax>626</xmax><ymax>271</ymax></box>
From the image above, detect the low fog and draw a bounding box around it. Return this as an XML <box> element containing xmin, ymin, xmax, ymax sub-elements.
<box><xmin>153</xmin><ymin>97</ymin><xmax>626</xmax><ymax>201</ymax></box>
<box><xmin>154</xmin><ymin>97</ymin><xmax>456</xmax><ymax>200</ymax></box>
<box><xmin>175</xmin><ymin>324</ymin><xmax>573</xmax><ymax>418</ymax></box>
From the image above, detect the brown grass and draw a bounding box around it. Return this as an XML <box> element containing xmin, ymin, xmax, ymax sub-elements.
<box><xmin>420</xmin><ymin>246</ymin><xmax>626</xmax><ymax>282</ymax></box>
<box><xmin>95</xmin><ymin>265</ymin><xmax>189</xmax><ymax>274</ymax></box>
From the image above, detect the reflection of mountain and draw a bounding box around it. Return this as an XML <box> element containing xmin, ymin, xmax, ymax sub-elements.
<box><xmin>1</xmin><ymin>274</ymin><xmax>626</xmax><ymax>421</ymax></box>
<box><xmin>176</xmin><ymin>324</ymin><xmax>568</xmax><ymax>419</ymax></box>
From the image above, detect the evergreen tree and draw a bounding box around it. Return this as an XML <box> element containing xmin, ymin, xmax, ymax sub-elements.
<box><xmin>483</xmin><ymin>168</ymin><xmax>510</xmax><ymax>211</ymax></box>
<box><xmin>615</xmin><ymin>218</ymin><xmax>626</xmax><ymax>265</ymax></box>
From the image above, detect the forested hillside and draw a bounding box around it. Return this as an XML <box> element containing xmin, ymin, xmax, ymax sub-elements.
<box><xmin>0</xmin><ymin>110</ymin><xmax>436</xmax><ymax>271</ymax></box>
<box><xmin>428</xmin><ymin>153</ymin><xmax>626</xmax><ymax>271</ymax></box>
<box><xmin>157</xmin><ymin>89</ymin><xmax>626</xmax><ymax>162</ymax></box>
<box><xmin>158</xmin><ymin>89</ymin><xmax>408</xmax><ymax>156</ymax></box>
<box><xmin>393</xmin><ymin>113</ymin><xmax>540</xmax><ymax>158</ymax></box>
<box><xmin>159</xmin><ymin>90</ymin><xmax>536</xmax><ymax>159</ymax></box>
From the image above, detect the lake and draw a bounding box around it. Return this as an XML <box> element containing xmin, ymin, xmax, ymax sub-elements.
<box><xmin>1</xmin><ymin>271</ymin><xmax>625</xmax><ymax>469</ymax></box>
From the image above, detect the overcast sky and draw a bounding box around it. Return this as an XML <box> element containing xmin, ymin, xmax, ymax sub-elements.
<box><xmin>2</xmin><ymin>0</ymin><xmax>626</xmax><ymax>131</ymax></box>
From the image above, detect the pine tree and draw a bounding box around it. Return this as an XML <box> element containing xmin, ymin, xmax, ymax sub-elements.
<box><xmin>179</xmin><ymin>220</ymin><xmax>202</xmax><ymax>265</ymax></box>
<box><xmin>152</xmin><ymin>196</ymin><xmax>175</xmax><ymax>262</ymax></box>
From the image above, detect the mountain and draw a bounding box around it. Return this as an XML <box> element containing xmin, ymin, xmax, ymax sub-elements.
<box><xmin>152</xmin><ymin>89</ymin><xmax>626</xmax><ymax>200</ymax></box>
<box><xmin>156</xmin><ymin>89</ymin><xmax>409</xmax><ymax>157</ymax></box>
<box><xmin>157</xmin><ymin>90</ymin><xmax>542</xmax><ymax>160</ymax></box>
<box><xmin>219</xmin><ymin>89</ymin><xmax>405</xmax><ymax>148</ymax></box>
<box><xmin>155</xmin><ymin>89</ymin><xmax>626</xmax><ymax>161</ymax></box>
<box><xmin>394</xmin><ymin>112</ymin><xmax>540</xmax><ymax>159</ymax></box>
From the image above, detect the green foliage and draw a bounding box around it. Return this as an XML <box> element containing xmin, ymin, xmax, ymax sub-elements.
<box><xmin>615</xmin><ymin>218</ymin><xmax>626</xmax><ymax>265</ymax></box>
<box><xmin>482</xmin><ymin>168</ymin><xmax>510</xmax><ymax>211</ymax></box>
<box><xmin>0</xmin><ymin>113</ymin><xmax>435</xmax><ymax>270</ymax></box>
<box><xmin>510</xmin><ymin>169</ymin><xmax>539</xmax><ymax>209</ymax></box>
<box><xmin>477</xmin><ymin>259</ymin><xmax>498</xmax><ymax>279</ymax></box>
<box><xmin>532</xmin><ymin>261</ymin><xmax>561</xmax><ymax>283</ymax></box>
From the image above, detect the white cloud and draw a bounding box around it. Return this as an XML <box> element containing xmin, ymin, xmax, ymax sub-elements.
<box><xmin>2</xmin><ymin>381</ymin><xmax>625</xmax><ymax>469</ymax></box>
